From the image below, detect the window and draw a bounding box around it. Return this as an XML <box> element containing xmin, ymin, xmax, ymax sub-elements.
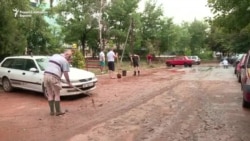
<box><xmin>24</xmin><ymin>59</ymin><xmax>37</xmax><ymax>71</ymax></box>
<box><xmin>11</xmin><ymin>59</ymin><xmax>25</xmax><ymax>70</ymax></box>
<box><xmin>1</xmin><ymin>59</ymin><xmax>15</xmax><ymax>68</ymax></box>
<box><xmin>36</xmin><ymin>57</ymin><xmax>49</xmax><ymax>71</ymax></box>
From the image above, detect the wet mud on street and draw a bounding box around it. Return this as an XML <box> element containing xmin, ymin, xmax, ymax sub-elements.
<box><xmin>1</xmin><ymin>64</ymin><xmax>250</xmax><ymax>141</ymax></box>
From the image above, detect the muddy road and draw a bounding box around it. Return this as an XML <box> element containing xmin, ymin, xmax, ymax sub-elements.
<box><xmin>1</xmin><ymin>64</ymin><xmax>250</xmax><ymax>141</ymax></box>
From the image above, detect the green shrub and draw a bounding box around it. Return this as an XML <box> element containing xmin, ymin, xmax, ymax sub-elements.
<box><xmin>72</xmin><ymin>49</ymin><xmax>85</xmax><ymax>69</ymax></box>
<box><xmin>199</xmin><ymin>51</ymin><xmax>213</xmax><ymax>60</ymax></box>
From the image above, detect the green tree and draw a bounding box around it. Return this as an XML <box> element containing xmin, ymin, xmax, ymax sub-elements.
<box><xmin>25</xmin><ymin>15</ymin><xmax>51</xmax><ymax>54</ymax></box>
<box><xmin>175</xmin><ymin>23</ymin><xmax>191</xmax><ymax>55</ymax></box>
<box><xmin>188</xmin><ymin>20</ymin><xmax>208</xmax><ymax>55</ymax></box>
<box><xmin>105</xmin><ymin>0</ymin><xmax>140</xmax><ymax>52</ymax></box>
<box><xmin>0</xmin><ymin>0</ymin><xmax>29</xmax><ymax>58</ymax></box>
<box><xmin>207</xmin><ymin>0</ymin><xmax>250</xmax><ymax>52</ymax></box>
<box><xmin>158</xmin><ymin>18</ymin><xmax>177</xmax><ymax>55</ymax></box>
<box><xmin>55</xmin><ymin>0</ymin><xmax>99</xmax><ymax>56</ymax></box>
<box><xmin>140</xmin><ymin>0</ymin><xmax>164</xmax><ymax>54</ymax></box>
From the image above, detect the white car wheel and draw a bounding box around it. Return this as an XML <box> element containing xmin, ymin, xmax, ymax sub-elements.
<box><xmin>2</xmin><ymin>77</ymin><xmax>13</xmax><ymax>92</ymax></box>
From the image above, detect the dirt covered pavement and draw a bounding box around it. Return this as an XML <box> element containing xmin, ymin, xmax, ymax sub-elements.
<box><xmin>1</xmin><ymin>64</ymin><xmax>250</xmax><ymax>141</ymax></box>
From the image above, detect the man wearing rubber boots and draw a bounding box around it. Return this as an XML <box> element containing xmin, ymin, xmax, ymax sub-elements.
<box><xmin>44</xmin><ymin>49</ymin><xmax>73</xmax><ymax>116</ymax></box>
<box><xmin>130</xmin><ymin>53</ymin><xmax>140</xmax><ymax>76</ymax></box>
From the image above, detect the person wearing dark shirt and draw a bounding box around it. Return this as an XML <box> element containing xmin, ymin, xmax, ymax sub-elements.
<box><xmin>130</xmin><ymin>53</ymin><xmax>140</xmax><ymax>76</ymax></box>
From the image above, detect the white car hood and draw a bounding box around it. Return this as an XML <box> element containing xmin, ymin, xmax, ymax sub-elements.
<box><xmin>65</xmin><ymin>67</ymin><xmax>95</xmax><ymax>81</ymax></box>
<box><xmin>42</xmin><ymin>67</ymin><xmax>94</xmax><ymax>81</ymax></box>
<box><xmin>43</xmin><ymin>68</ymin><xmax>96</xmax><ymax>81</ymax></box>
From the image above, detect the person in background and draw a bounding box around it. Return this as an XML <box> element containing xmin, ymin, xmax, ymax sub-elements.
<box><xmin>130</xmin><ymin>53</ymin><xmax>140</xmax><ymax>76</ymax></box>
<box><xmin>99</xmin><ymin>48</ymin><xmax>105</xmax><ymax>74</ymax></box>
<box><xmin>107</xmin><ymin>48</ymin><xmax>117</xmax><ymax>79</ymax></box>
<box><xmin>28</xmin><ymin>49</ymin><xmax>33</xmax><ymax>55</ymax></box>
<box><xmin>147</xmin><ymin>54</ymin><xmax>152</xmax><ymax>65</ymax></box>
<box><xmin>43</xmin><ymin>49</ymin><xmax>73</xmax><ymax>116</ymax></box>
<box><xmin>222</xmin><ymin>58</ymin><xmax>229</xmax><ymax>69</ymax></box>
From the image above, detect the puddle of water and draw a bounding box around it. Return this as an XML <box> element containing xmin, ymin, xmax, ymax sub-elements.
<box><xmin>169</xmin><ymin>70</ymin><xmax>185</xmax><ymax>73</ymax></box>
<box><xmin>190</xmin><ymin>67</ymin><xmax>213</xmax><ymax>73</ymax></box>
<box><xmin>199</xmin><ymin>67</ymin><xmax>213</xmax><ymax>71</ymax></box>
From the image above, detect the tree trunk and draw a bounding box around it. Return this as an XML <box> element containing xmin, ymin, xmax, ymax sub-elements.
<box><xmin>81</xmin><ymin>38</ymin><xmax>86</xmax><ymax>57</ymax></box>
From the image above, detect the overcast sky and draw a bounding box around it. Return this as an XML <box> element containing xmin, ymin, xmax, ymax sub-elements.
<box><xmin>49</xmin><ymin>0</ymin><xmax>212</xmax><ymax>24</ymax></box>
<box><xmin>139</xmin><ymin>0</ymin><xmax>213</xmax><ymax>24</ymax></box>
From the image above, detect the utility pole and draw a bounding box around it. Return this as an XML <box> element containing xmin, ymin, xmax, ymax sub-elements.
<box><xmin>120</xmin><ymin>18</ymin><xmax>132</xmax><ymax>62</ymax></box>
<box><xmin>130</xmin><ymin>18</ymin><xmax>134</xmax><ymax>54</ymax></box>
<box><xmin>99</xmin><ymin>0</ymin><xmax>105</xmax><ymax>50</ymax></box>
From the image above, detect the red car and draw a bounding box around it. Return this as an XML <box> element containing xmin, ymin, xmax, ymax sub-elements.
<box><xmin>235</xmin><ymin>54</ymin><xmax>246</xmax><ymax>83</ymax></box>
<box><xmin>166</xmin><ymin>56</ymin><xmax>193</xmax><ymax>67</ymax></box>
<box><xmin>240</xmin><ymin>51</ymin><xmax>250</xmax><ymax>108</ymax></box>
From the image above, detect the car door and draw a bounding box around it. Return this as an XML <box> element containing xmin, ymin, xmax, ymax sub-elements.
<box><xmin>173</xmin><ymin>57</ymin><xmax>179</xmax><ymax>65</ymax></box>
<box><xmin>178</xmin><ymin>57</ymin><xmax>184</xmax><ymax>65</ymax></box>
<box><xmin>22</xmin><ymin>59</ymin><xmax>43</xmax><ymax>92</ymax></box>
<box><xmin>240</xmin><ymin>55</ymin><xmax>247</xmax><ymax>84</ymax></box>
<box><xmin>241</xmin><ymin>53</ymin><xmax>250</xmax><ymax>90</ymax></box>
<box><xmin>172</xmin><ymin>57</ymin><xmax>178</xmax><ymax>65</ymax></box>
<box><xmin>5</xmin><ymin>58</ymin><xmax>27</xmax><ymax>88</ymax></box>
<box><xmin>0</xmin><ymin>58</ymin><xmax>16</xmax><ymax>85</ymax></box>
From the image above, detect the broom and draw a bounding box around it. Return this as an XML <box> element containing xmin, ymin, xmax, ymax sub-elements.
<box><xmin>72</xmin><ymin>86</ymin><xmax>95</xmax><ymax>108</ymax></box>
<box><xmin>61</xmin><ymin>80</ymin><xmax>95</xmax><ymax>108</ymax></box>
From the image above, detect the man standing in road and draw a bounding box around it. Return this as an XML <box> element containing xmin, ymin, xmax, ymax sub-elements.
<box><xmin>130</xmin><ymin>53</ymin><xmax>140</xmax><ymax>76</ymax></box>
<box><xmin>44</xmin><ymin>49</ymin><xmax>73</xmax><ymax>116</ymax></box>
<box><xmin>107</xmin><ymin>48</ymin><xmax>117</xmax><ymax>79</ymax></box>
<box><xmin>99</xmin><ymin>48</ymin><xmax>105</xmax><ymax>74</ymax></box>
<box><xmin>222</xmin><ymin>58</ymin><xmax>229</xmax><ymax>69</ymax></box>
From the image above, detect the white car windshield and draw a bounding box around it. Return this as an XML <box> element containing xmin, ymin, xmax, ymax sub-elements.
<box><xmin>36</xmin><ymin>57</ymin><xmax>49</xmax><ymax>71</ymax></box>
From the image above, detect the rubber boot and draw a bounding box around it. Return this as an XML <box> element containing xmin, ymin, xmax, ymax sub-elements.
<box><xmin>138</xmin><ymin>71</ymin><xmax>140</xmax><ymax>76</ymax></box>
<box><xmin>55</xmin><ymin>101</ymin><xmax>65</xmax><ymax>116</ymax></box>
<box><xmin>48</xmin><ymin>100</ymin><xmax>55</xmax><ymax>116</ymax></box>
<box><xmin>134</xmin><ymin>71</ymin><xmax>136</xmax><ymax>76</ymax></box>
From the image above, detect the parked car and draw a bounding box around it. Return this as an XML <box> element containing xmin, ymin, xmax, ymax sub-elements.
<box><xmin>228</xmin><ymin>55</ymin><xmax>238</xmax><ymax>65</ymax></box>
<box><xmin>233</xmin><ymin>54</ymin><xmax>245</xmax><ymax>68</ymax></box>
<box><xmin>0</xmin><ymin>56</ymin><xmax>98</xmax><ymax>97</ymax></box>
<box><xmin>166</xmin><ymin>56</ymin><xmax>193</xmax><ymax>67</ymax></box>
<box><xmin>240</xmin><ymin>51</ymin><xmax>250</xmax><ymax>108</ymax></box>
<box><xmin>235</xmin><ymin>54</ymin><xmax>246</xmax><ymax>82</ymax></box>
<box><xmin>187</xmin><ymin>56</ymin><xmax>201</xmax><ymax>65</ymax></box>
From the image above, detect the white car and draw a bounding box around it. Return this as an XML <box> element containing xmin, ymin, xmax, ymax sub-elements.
<box><xmin>187</xmin><ymin>56</ymin><xmax>201</xmax><ymax>65</ymax></box>
<box><xmin>0</xmin><ymin>56</ymin><xmax>98</xmax><ymax>97</ymax></box>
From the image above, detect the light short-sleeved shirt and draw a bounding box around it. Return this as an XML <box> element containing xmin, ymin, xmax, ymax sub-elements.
<box><xmin>222</xmin><ymin>59</ymin><xmax>228</xmax><ymax>65</ymax></box>
<box><xmin>99</xmin><ymin>51</ymin><xmax>105</xmax><ymax>61</ymax></box>
<box><xmin>44</xmin><ymin>54</ymin><xmax>70</xmax><ymax>78</ymax></box>
<box><xmin>107</xmin><ymin>50</ymin><xmax>115</xmax><ymax>62</ymax></box>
